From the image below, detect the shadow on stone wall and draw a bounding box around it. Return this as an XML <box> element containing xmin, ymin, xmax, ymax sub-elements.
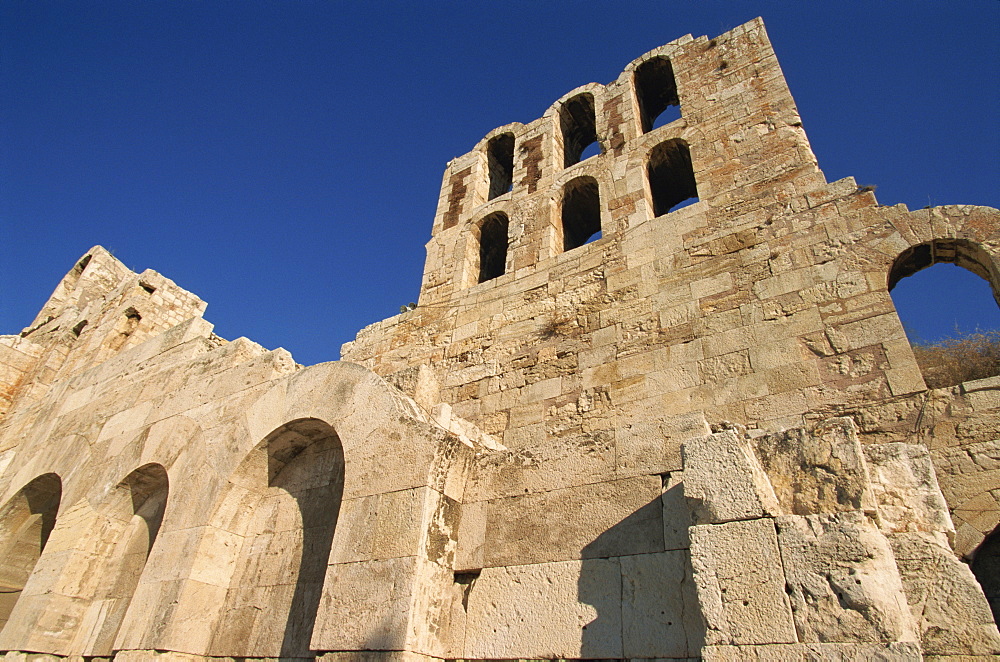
<box><xmin>281</xmin><ymin>483</ymin><xmax>341</xmax><ymax>657</ymax></box>
<box><xmin>578</xmin><ymin>485</ymin><xmax>702</xmax><ymax>659</ymax></box>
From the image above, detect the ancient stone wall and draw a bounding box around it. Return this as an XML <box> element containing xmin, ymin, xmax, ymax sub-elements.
<box><xmin>0</xmin><ymin>16</ymin><xmax>998</xmax><ymax>662</ymax></box>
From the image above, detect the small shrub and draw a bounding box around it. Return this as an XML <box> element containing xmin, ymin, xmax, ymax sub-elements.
<box><xmin>910</xmin><ymin>330</ymin><xmax>1000</xmax><ymax>389</ymax></box>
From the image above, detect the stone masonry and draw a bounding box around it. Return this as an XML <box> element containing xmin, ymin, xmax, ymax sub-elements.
<box><xmin>1</xmin><ymin>17</ymin><xmax>999</xmax><ymax>661</ymax></box>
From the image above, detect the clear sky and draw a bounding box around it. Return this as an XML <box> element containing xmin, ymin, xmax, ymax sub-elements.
<box><xmin>3</xmin><ymin>1</ymin><xmax>998</xmax><ymax>366</ymax></box>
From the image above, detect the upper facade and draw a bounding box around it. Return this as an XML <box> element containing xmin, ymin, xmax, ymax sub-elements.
<box><xmin>417</xmin><ymin>17</ymin><xmax>819</xmax><ymax>302</ymax></box>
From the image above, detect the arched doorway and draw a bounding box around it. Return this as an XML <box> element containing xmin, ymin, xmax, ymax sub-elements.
<box><xmin>210</xmin><ymin>418</ymin><xmax>345</xmax><ymax>657</ymax></box>
<box><xmin>0</xmin><ymin>473</ymin><xmax>61</xmax><ymax>633</ymax></box>
<box><xmin>84</xmin><ymin>463</ymin><xmax>168</xmax><ymax>653</ymax></box>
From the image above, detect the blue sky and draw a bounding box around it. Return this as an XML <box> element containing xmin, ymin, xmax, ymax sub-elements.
<box><xmin>2</xmin><ymin>2</ymin><xmax>998</xmax><ymax>366</ymax></box>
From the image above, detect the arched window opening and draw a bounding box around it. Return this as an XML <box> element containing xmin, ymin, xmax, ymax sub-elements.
<box><xmin>971</xmin><ymin>525</ymin><xmax>1000</xmax><ymax>623</ymax></box>
<box><xmin>560</xmin><ymin>94</ymin><xmax>600</xmax><ymax>168</ymax></box>
<box><xmin>888</xmin><ymin>239</ymin><xmax>1000</xmax><ymax>388</ymax></box>
<box><xmin>561</xmin><ymin>177</ymin><xmax>602</xmax><ymax>252</ymax></box>
<box><xmin>82</xmin><ymin>463</ymin><xmax>168</xmax><ymax>653</ymax></box>
<box><xmin>478</xmin><ymin>212</ymin><xmax>509</xmax><ymax>283</ymax></box>
<box><xmin>211</xmin><ymin>418</ymin><xmax>345</xmax><ymax>658</ymax></box>
<box><xmin>0</xmin><ymin>474</ymin><xmax>61</xmax><ymax>634</ymax></box>
<box><xmin>487</xmin><ymin>133</ymin><xmax>515</xmax><ymax>200</ymax></box>
<box><xmin>635</xmin><ymin>56</ymin><xmax>681</xmax><ymax>133</ymax></box>
<box><xmin>648</xmin><ymin>139</ymin><xmax>698</xmax><ymax>216</ymax></box>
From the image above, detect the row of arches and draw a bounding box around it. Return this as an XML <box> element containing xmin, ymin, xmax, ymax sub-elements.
<box><xmin>0</xmin><ymin>418</ymin><xmax>345</xmax><ymax>657</ymax></box>
<box><xmin>484</xmin><ymin>56</ymin><xmax>681</xmax><ymax>202</ymax></box>
<box><xmin>473</xmin><ymin>138</ymin><xmax>698</xmax><ymax>285</ymax></box>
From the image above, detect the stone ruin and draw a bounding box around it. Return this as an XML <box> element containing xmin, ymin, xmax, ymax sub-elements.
<box><xmin>1</xmin><ymin>17</ymin><xmax>999</xmax><ymax>662</ymax></box>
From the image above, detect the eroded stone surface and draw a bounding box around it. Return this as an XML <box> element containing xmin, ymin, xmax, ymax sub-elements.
<box><xmin>889</xmin><ymin>532</ymin><xmax>1000</xmax><ymax>655</ymax></box>
<box><xmin>689</xmin><ymin>518</ymin><xmax>797</xmax><ymax>646</ymax></box>
<box><xmin>682</xmin><ymin>430</ymin><xmax>781</xmax><ymax>524</ymax></box>
<box><xmin>775</xmin><ymin>512</ymin><xmax>917</xmax><ymax>645</ymax></box>
<box><xmin>754</xmin><ymin>418</ymin><xmax>876</xmax><ymax>517</ymax></box>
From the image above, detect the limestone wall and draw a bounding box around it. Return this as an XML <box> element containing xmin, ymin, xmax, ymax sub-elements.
<box><xmin>0</xmin><ymin>251</ymin><xmax>477</xmax><ymax>659</ymax></box>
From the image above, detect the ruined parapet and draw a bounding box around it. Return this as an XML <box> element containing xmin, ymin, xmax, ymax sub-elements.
<box><xmin>683</xmin><ymin>418</ymin><xmax>1000</xmax><ymax>659</ymax></box>
<box><xmin>418</xmin><ymin>17</ymin><xmax>820</xmax><ymax>305</ymax></box>
<box><xmin>0</xmin><ymin>246</ymin><xmax>209</xmax><ymax>418</ymax></box>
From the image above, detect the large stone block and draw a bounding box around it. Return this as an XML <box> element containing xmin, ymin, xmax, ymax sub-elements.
<box><xmin>888</xmin><ymin>531</ymin><xmax>1000</xmax><ymax>656</ymax></box>
<box><xmin>463</xmin><ymin>558</ymin><xmax>622</xmax><ymax>659</ymax></box>
<box><xmin>702</xmin><ymin>641</ymin><xmax>922</xmax><ymax>660</ymax></box>
<box><xmin>621</xmin><ymin>550</ymin><xmax>701</xmax><ymax>658</ymax></box>
<box><xmin>754</xmin><ymin>417</ymin><xmax>876</xmax><ymax>516</ymax></box>
<box><xmin>864</xmin><ymin>442</ymin><xmax>954</xmax><ymax>539</ymax></box>
<box><xmin>311</xmin><ymin>557</ymin><xmax>417</xmax><ymax>652</ymax></box>
<box><xmin>689</xmin><ymin>518</ymin><xmax>797</xmax><ymax>646</ymax></box>
<box><xmin>775</xmin><ymin>512</ymin><xmax>917</xmax><ymax>644</ymax></box>
<box><xmin>683</xmin><ymin>430</ymin><xmax>781</xmax><ymax>524</ymax></box>
<box><xmin>482</xmin><ymin>475</ymin><xmax>663</xmax><ymax>566</ymax></box>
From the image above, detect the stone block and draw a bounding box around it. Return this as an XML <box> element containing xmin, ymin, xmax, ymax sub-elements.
<box><xmin>621</xmin><ymin>550</ymin><xmax>699</xmax><ymax>658</ymax></box>
<box><xmin>311</xmin><ymin>557</ymin><xmax>417</xmax><ymax>652</ymax></box>
<box><xmin>754</xmin><ymin>417</ymin><xmax>876</xmax><ymax>516</ymax></box>
<box><xmin>775</xmin><ymin>512</ymin><xmax>917</xmax><ymax>644</ymax></box>
<box><xmin>464</xmin><ymin>558</ymin><xmax>622</xmax><ymax>659</ymax></box>
<box><xmin>454</xmin><ymin>499</ymin><xmax>486</xmax><ymax>571</ymax></box>
<box><xmin>864</xmin><ymin>442</ymin><xmax>954</xmax><ymax>538</ymax></box>
<box><xmin>662</xmin><ymin>472</ymin><xmax>692</xmax><ymax>550</ymax></box>
<box><xmin>682</xmin><ymin>430</ymin><xmax>781</xmax><ymax>524</ymax></box>
<box><xmin>701</xmin><ymin>642</ymin><xmax>922</xmax><ymax>660</ymax></box>
<box><xmin>826</xmin><ymin>314</ymin><xmax>904</xmax><ymax>354</ymax></box>
<box><xmin>483</xmin><ymin>475</ymin><xmax>663</xmax><ymax>566</ymax></box>
<box><xmin>888</xmin><ymin>531</ymin><xmax>1000</xmax><ymax>656</ymax></box>
<box><xmin>689</xmin><ymin>518</ymin><xmax>797</xmax><ymax>646</ymax></box>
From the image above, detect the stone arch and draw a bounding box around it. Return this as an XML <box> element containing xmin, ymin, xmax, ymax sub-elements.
<box><xmin>633</xmin><ymin>55</ymin><xmax>680</xmax><ymax>132</ymax></box>
<box><xmin>209</xmin><ymin>417</ymin><xmax>345</xmax><ymax>658</ymax></box>
<box><xmin>0</xmin><ymin>473</ymin><xmax>61</xmax><ymax>634</ymax></box>
<box><xmin>886</xmin><ymin>237</ymin><xmax>1000</xmax><ymax>387</ymax></box>
<box><xmin>559</xmin><ymin>93</ymin><xmax>600</xmax><ymax>168</ymax></box>
<box><xmin>888</xmin><ymin>237</ymin><xmax>1000</xmax><ymax>304</ymax></box>
<box><xmin>477</xmin><ymin>212</ymin><xmax>509</xmax><ymax>283</ymax></box>
<box><xmin>647</xmin><ymin>138</ymin><xmax>698</xmax><ymax>217</ymax></box>
<box><xmin>560</xmin><ymin>176</ymin><xmax>602</xmax><ymax>251</ymax></box>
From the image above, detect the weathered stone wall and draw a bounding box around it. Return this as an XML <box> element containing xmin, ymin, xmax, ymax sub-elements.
<box><xmin>0</xmin><ymin>250</ymin><xmax>479</xmax><ymax>659</ymax></box>
<box><xmin>0</xmin><ymin>16</ymin><xmax>998</xmax><ymax>662</ymax></box>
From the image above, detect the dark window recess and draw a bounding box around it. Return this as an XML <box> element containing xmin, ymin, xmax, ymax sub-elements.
<box><xmin>648</xmin><ymin>139</ymin><xmax>698</xmax><ymax>216</ymax></box>
<box><xmin>635</xmin><ymin>56</ymin><xmax>681</xmax><ymax>133</ymax></box>
<box><xmin>560</xmin><ymin>94</ymin><xmax>600</xmax><ymax>167</ymax></box>
<box><xmin>478</xmin><ymin>213</ymin><xmax>509</xmax><ymax>283</ymax></box>
<box><xmin>454</xmin><ymin>570</ymin><xmax>481</xmax><ymax>611</ymax></box>
<box><xmin>487</xmin><ymin>133</ymin><xmax>515</xmax><ymax>200</ymax></box>
<box><xmin>562</xmin><ymin>177</ymin><xmax>601</xmax><ymax>251</ymax></box>
<box><xmin>74</xmin><ymin>254</ymin><xmax>92</xmax><ymax>276</ymax></box>
<box><xmin>109</xmin><ymin>308</ymin><xmax>142</xmax><ymax>352</ymax></box>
